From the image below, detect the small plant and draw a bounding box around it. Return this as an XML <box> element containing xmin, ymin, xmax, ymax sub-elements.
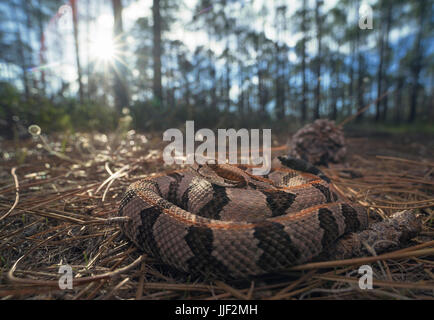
<box><xmin>83</xmin><ymin>251</ymin><xmax>89</xmax><ymax>265</ymax></box>
<box><xmin>16</xmin><ymin>147</ymin><xmax>28</xmax><ymax>165</ymax></box>
<box><xmin>28</xmin><ymin>124</ymin><xmax>84</xmax><ymax>165</ymax></box>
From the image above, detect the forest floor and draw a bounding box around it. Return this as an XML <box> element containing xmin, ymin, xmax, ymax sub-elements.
<box><xmin>0</xmin><ymin>129</ymin><xmax>433</xmax><ymax>300</ymax></box>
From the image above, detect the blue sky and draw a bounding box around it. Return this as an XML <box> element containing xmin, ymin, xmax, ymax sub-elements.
<box><xmin>0</xmin><ymin>0</ymin><xmax>427</xmax><ymax>103</ymax></box>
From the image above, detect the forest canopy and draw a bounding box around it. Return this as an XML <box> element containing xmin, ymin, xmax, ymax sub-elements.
<box><xmin>0</xmin><ymin>0</ymin><xmax>434</xmax><ymax>302</ymax></box>
<box><xmin>0</xmin><ymin>0</ymin><xmax>433</xmax><ymax>137</ymax></box>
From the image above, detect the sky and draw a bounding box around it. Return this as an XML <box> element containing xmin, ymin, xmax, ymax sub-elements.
<box><xmin>0</xmin><ymin>0</ymin><xmax>360</xmax><ymax>86</ymax></box>
<box><xmin>43</xmin><ymin>0</ymin><xmax>338</xmax><ymax>75</ymax></box>
<box><xmin>0</xmin><ymin>0</ymin><xmax>418</xmax><ymax>98</ymax></box>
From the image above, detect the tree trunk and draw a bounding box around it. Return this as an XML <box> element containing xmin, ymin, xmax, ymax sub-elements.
<box><xmin>314</xmin><ymin>0</ymin><xmax>322</xmax><ymax>120</ymax></box>
<box><xmin>331</xmin><ymin>46</ymin><xmax>340</xmax><ymax>120</ymax></box>
<box><xmin>381</xmin><ymin>4</ymin><xmax>392</xmax><ymax>122</ymax></box>
<box><xmin>275</xmin><ymin>6</ymin><xmax>287</xmax><ymax>121</ymax></box>
<box><xmin>408</xmin><ymin>1</ymin><xmax>427</xmax><ymax>123</ymax></box>
<box><xmin>255</xmin><ymin>35</ymin><xmax>266</xmax><ymax>115</ymax></box>
<box><xmin>211</xmin><ymin>66</ymin><xmax>217</xmax><ymax>113</ymax></box>
<box><xmin>348</xmin><ymin>41</ymin><xmax>355</xmax><ymax>117</ymax></box>
<box><xmin>376</xmin><ymin>2</ymin><xmax>392</xmax><ymax>122</ymax></box>
<box><xmin>275</xmin><ymin>43</ymin><xmax>284</xmax><ymax>119</ymax></box>
<box><xmin>238</xmin><ymin>65</ymin><xmax>244</xmax><ymax>117</ymax></box>
<box><xmin>375</xmin><ymin>17</ymin><xmax>385</xmax><ymax>122</ymax></box>
<box><xmin>36</xmin><ymin>0</ymin><xmax>46</xmax><ymax>95</ymax></box>
<box><xmin>12</xmin><ymin>0</ymin><xmax>30</xmax><ymax>100</ymax></box>
<box><xmin>86</xmin><ymin>0</ymin><xmax>91</xmax><ymax>100</ymax></box>
<box><xmin>301</xmin><ymin>0</ymin><xmax>308</xmax><ymax>123</ymax></box>
<box><xmin>394</xmin><ymin>76</ymin><xmax>404</xmax><ymax>123</ymax></box>
<box><xmin>355</xmin><ymin>15</ymin><xmax>365</xmax><ymax>123</ymax></box>
<box><xmin>237</xmin><ymin>35</ymin><xmax>244</xmax><ymax>117</ymax></box>
<box><xmin>152</xmin><ymin>0</ymin><xmax>163</xmax><ymax>105</ymax></box>
<box><xmin>184</xmin><ymin>76</ymin><xmax>190</xmax><ymax>113</ymax></box>
<box><xmin>71</xmin><ymin>0</ymin><xmax>84</xmax><ymax>102</ymax></box>
<box><xmin>225</xmin><ymin>49</ymin><xmax>231</xmax><ymax>112</ymax></box>
<box><xmin>112</xmin><ymin>0</ymin><xmax>130</xmax><ymax>114</ymax></box>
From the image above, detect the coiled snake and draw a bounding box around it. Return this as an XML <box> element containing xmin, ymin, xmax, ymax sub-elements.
<box><xmin>119</xmin><ymin>156</ymin><xmax>367</xmax><ymax>278</ymax></box>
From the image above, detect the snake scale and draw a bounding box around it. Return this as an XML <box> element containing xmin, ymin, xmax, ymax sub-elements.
<box><xmin>119</xmin><ymin>156</ymin><xmax>368</xmax><ymax>278</ymax></box>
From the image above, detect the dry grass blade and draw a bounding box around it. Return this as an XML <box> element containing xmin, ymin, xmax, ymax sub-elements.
<box><xmin>101</xmin><ymin>277</ymin><xmax>130</xmax><ymax>300</ymax></box>
<box><xmin>338</xmin><ymin>90</ymin><xmax>391</xmax><ymax>128</ymax></box>
<box><xmin>135</xmin><ymin>262</ymin><xmax>147</xmax><ymax>300</ymax></box>
<box><xmin>0</xmin><ymin>131</ymin><xmax>433</xmax><ymax>299</ymax></box>
<box><xmin>375</xmin><ymin>155</ymin><xmax>434</xmax><ymax>167</ymax></box>
<box><xmin>314</xmin><ymin>275</ymin><xmax>434</xmax><ymax>290</ymax></box>
<box><xmin>290</xmin><ymin>248</ymin><xmax>434</xmax><ymax>271</ymax></box>
<box><xmin>214</xmin><ymin>280</ymin><xmax>248</xmax><ymax>300</ymax></box>
<box><xmin>0</xmin><ymin>167</ymin><xmax>19</xmax><ymax>221</ymax></box>
<box><xmin>8</xmin><ymin>254</ymin><xmax>146</xmax><ymax>288</ymax></box>
<box><xmin>142</xmin><ymin>282</ymin><xmax>217</xmax><ymax>293</ymax></box>
<box><xmin>270</xmin><ymin>269</ymin><xmax>317</xmax><ymax>299</ymax></box>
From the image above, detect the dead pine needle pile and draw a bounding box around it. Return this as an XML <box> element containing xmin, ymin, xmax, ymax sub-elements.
<box><xmin>0</xmin><ymin>130</ymin><xmax>433</xmax><ymax>300</ymax></box>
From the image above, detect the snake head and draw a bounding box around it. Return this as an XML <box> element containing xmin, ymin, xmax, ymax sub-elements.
<box><xmin>189</xmin><ymin>163</ymin><xmax>247</xmax><ymax>187</ymax></box>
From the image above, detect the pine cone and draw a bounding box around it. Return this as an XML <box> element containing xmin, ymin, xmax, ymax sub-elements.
<box><xmin>289</xmin><ymin>119</ymin><xmax>346</xmax><ymax>166</ymax></box>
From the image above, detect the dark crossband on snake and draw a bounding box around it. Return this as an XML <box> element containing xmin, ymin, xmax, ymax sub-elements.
<box><xmin>119</xmin><ymin>156</ymin><xmax>368</xmax><ymax>278</ymax></box>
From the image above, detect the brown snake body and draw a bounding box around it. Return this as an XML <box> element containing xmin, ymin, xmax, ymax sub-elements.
<box><xmin>119</xmin><ymin>157</ymin><xmax>368</xmax><ymax>278</ymax></box>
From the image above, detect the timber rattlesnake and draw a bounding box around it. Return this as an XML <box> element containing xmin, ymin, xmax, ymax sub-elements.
<box><xmin>119</xmin><ymin>156</ymin><xmax>367</xmax><ymax>278</ymax></box>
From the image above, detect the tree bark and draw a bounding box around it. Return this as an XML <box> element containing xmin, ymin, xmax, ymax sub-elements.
<box><xmin>255</xmin><ymin>35</ymin><xmax>266</xmax><ymax>115</ymax></box>
<box><xmin>275</xmin><ymin>6</ymin><xmax>287</xmax><ymax>121</ymax></box>
<box><xmin>376</xmin><ymin>2</ymin><xmax>392</xmax><ymax>122</ymax></box>
<box><xmin>394</xmin><ymin>75</ymin><xmax>404</xmax><ymax>123</ymax></box>
<box><xmin>301</xmin><ymin>0</ymin><xmax>308</xmax><ymax>123</ymax></box>
<box><xmin>112</xmin><ymin>0</ymin><xmax>130</xmax><ymax>114</ymax></box>
<box><xmin>381</xmin><ymin>4</ymin><xmax>392</xmax><ymax>121</ymax></box>
<box><xmin>408</xmin><ymin>1</ymin><xmax>427</xmax><ymax>123</ymax></box>
<box><xmin>12</xmin><ymin>0</ymin><xmax>30</xmax><ymax>100</ymax></box>
<box><xmin>36</xmin><ymin>0</ymin><xmax>46</xmax><ymax>95</ymax></box>
<box><xmin>152</xmin><ymin>0</ymin><xmax>163</xmax><ymax>105</ymax></box>
<box><xmin>355</xmin><ymin>4</ymin><xmax>365</xmax><ymax>124</ymax></box>
<box><xmin>275</xmin><ymin>42</ymin><xmax>284</xmax><ymax>120</ymax></box>
<box><xmin>331</xmin><ymin>46</ymin><xmax>340</xmax><ymax>120</ymax></box>
<box><xmin>348</xmin><ymin>41</ymin><xmax>355</xmax><ymax>117</ymax></box>
<box><xmin>71</xmin><ymin>0</ymin><xmax>84</xmax><ymax>102</ymax></box>
<box><xmin>225</xmin><ymin>63</ymin><xmax>231</xmax><ymax>112</ymax></box>
<box><xmin>314</xmin><ymin>0</ymin><xmax>322</xmax><ymax>120</ymax></box>
<box><xmin>375</xmin><ymin>18</ymin><xmax>385</xmax><ymax>122</ymax></box>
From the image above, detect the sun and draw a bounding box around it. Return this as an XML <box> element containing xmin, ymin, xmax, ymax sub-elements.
<box><xmin>88</xmin><ymin>14</ymin><xmax>129</xmax><ymax>73</ymax></box>
<box><xmin>92</xmin><ymin>36</ymin><xmax>116</xmax><ymax>62</ymax></box>
<box><xmin>89</xmin><ymin>14</ymin><xmax>118</xmax><ymax>64</ymax></box>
